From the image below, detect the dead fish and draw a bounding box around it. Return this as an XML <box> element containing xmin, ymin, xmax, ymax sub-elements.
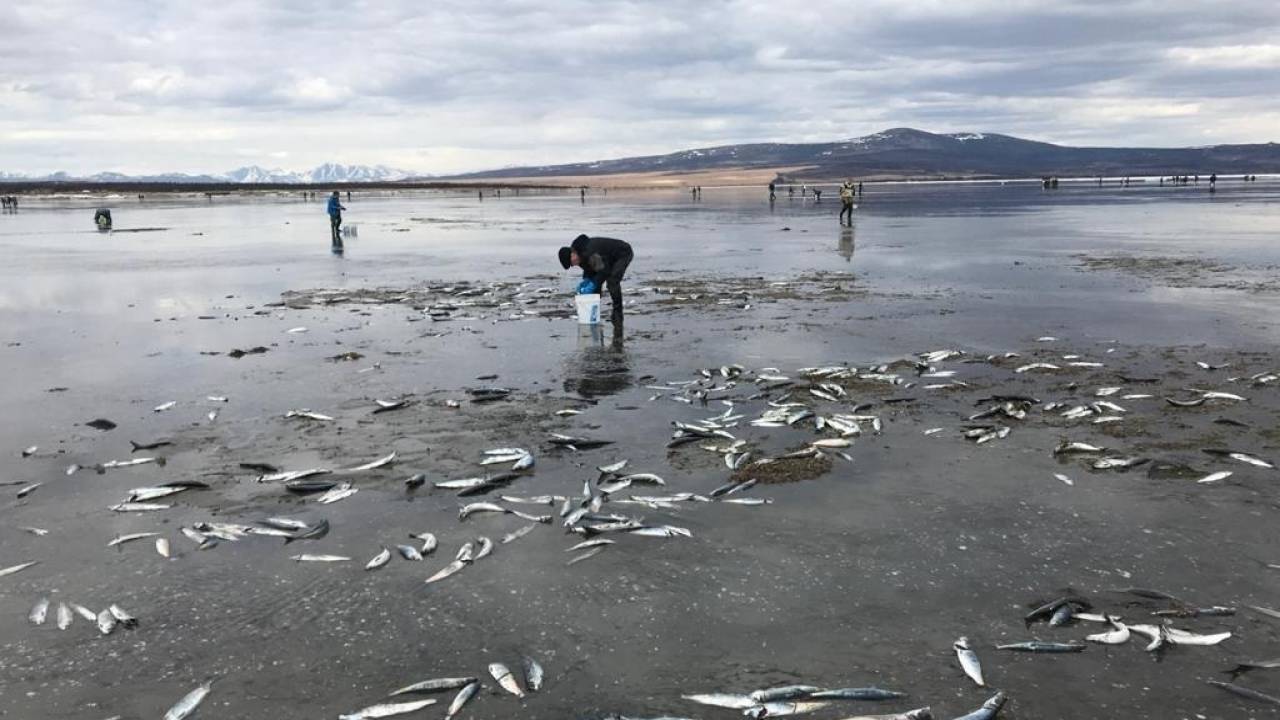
<box><xmin>522</xmin><ymin>656</ymin><xmax>544</xmax><ymax>692</ymax></box>
<box><xmin>285</xmin><ymin>478</ymin><xmax>339</xmax><ymax>494</ymax></box>
<box><xmin>397</xmin><ymin>544</ymin><xmax>424</xmax><ymax>561</ymax></box>
<box><xmin>289</xmin><ymin>554</ymin><xmax>350</xmax><ymax>562</ymax></box>
<box><xmin>410</xmin><ymin>532</ymin><xmax>438</xmax><ymax>555</ymax></box>
<box><xmin>436</xmin><ymin>477</ymin><xmax>488</xmax><ymax>490</ymax></box>
<box><xmin>1054</xmin><ymin>441</ymin><xmax>1106</xmax><ymax>455</ymax></box>
<box><xmin>1229</xmin><ymin>452</ymin><xmax>1275</xmax><ymax>469</ymax></box>
<box><xmin>316</xmin><ymin>482</ymin><xmax>357</xmax><ymax>504</ymax></box>
<box><xmin>366</xmin><ymin>547</ymin><xmax>392</xmax><ymax>570</ymax></box>
<box><xmin>1207</xmin><ymin>680</ymin><xmax>1280</xmax><ymax>707</ymax></box>
<box><xmin>1086</xmin><ymin>616</ymin><xmax>1130</xmax><ymax>644</ymax></box>
<box><xmin>16</xmin><ymin>483</ymin><xmax>41</xmax><ymax>498</ymax></box>
<box><xmin>951</xmin><ymin>692</ymin><xmax>1006</xmax><ymax>720</ymax></box>
<box><xmin>481</xmin><ymin>453</ymin><xmax>526</xmax><ymax>465</ymax></box>
<box><xmin>955</xmin><ymin>636</ymin><xmax>985</xmax><ymax>687</ymax></box>
<box><xmin>389</xmin><ymin>677</ymin><xmax>478</xmax><ymax>696</ymax></box>
<box><xmin>1166</xmin><ymin>627</ymin><xmax>1232</xmax><ymax>645</ymax></box>
<box><xmin>489</xmin><ymin>662</ymin><xmax>526</xmax><ymax>698</ymax></box>
<box><xmin>996</xmin><ymin>641</ymin><xmax>1085</xmax><ymax>652</ymax></box>
<box><xmin>206</xmin><ymin>409</ymin><xmax>219</xmax><ymax>422</ymax></box>
<box><xmin>1015</xmin><ymin>363</ymin><xmax>1059</xmax><ymax>373</ymax></box>
<box><xmin>108</xmin><ymin>604</ymin><xmax>138</xmax><ymax>627</ymax></box>
<box><xmin>617</xmin><ymin>473</ymin><xmax>666</xmax><ymax>485</ymax></box>
<box><xmin>20</xmin><ymin>526</ymin><xmax>48</xmax><ymax>536</ymax></box>
<box><xmin>156</xmin><ymin>537</ymin><xmax>171</xmax><ymax>558</ymax></box>
<box><xmin>1247</xmin><ymin>605</ymin><xmax>1280</xmax><ymax>621</ymax></box>
<box><xmin>512</xmin><ymin>453</ymin><xmax>535</xmax><ymax>471</ymax></box>
<box><xmin>1198</xmin><ymin>471</ymin><xmax>1233</xmax><ymax>484</ymax></box>
<box><xmin>404</xmin><ymin>473</ymin><xmax>426</xmax><ymax>488</ymax></box>
<box><xmin>163</xmin><ymin>680</ymin><xmax>213</xmax><ymax>720</ymax></box>
<box><xmin>1165</xmin><ymin>396</ymin><xmax>1206</xmax><ymax>407</ymax></box>
<box><xmin>750</xmin><ymin>686</ymin><xmax>821</xmax><ymax>703</ymax></box>
<box><xmin>101</xmin><ymin>457</ymin><xmax>159</xmax><ymax>469</ymax></box>
<box><xmin>446</xmin><ymin>682</ymin><xmax>480</xmax><ymax>719</ymax></box>
<box><xmin>372</xmin><ymin>399</ymin><xmax>411</xmax><ymax>414</ymax></box>
<box><xmin>828</xmin><ymin>709</ymin><xmax>932</xmax><ymax>720</ymax></box>
<box><xmin>555</xmin><ymin>409</ymin><xmax>582</xmax><ymax>417</ymax></box>
<box><xmin>340</xmin><ymin>452</ymin><xmax>396</xmax><ymax>472</ymax></box>
<box><xmin>597</xmin><ymin>459</ymin><xmax>629</xmax><ymax>475</ymax></box>
<box><xmin>683</xmin><ymin>693</ymin><xmax>757</xmax><ymax>709</ymax></box>
<box><xmin>131</xmin><ymin>439</ymin><xmax>173</xmax><ymax>451</ymax></box>
<box><xmin>1203</xmin><ymin>391</ymin><xmax>1247</xmax><ymax>402</ymax></box>
<box><xmin>472</xmin><ymin>536</ymin><xmax>494</xmax><ymax>561</ymax></box>
<box><xmin>567</xmin><ymin>546</ymin><xmax>608</xmax><ymax>566</ymax></box>
<box><xmin>1053</xmin><ymin>473</ymin><xmax>1074</xmax><ymax>486</ymax></box>
<box><xmin>459</xmin><ymin>502</ymin><xmax>509</xmax><ymax>520</ymax></box>
<box><xmin>153</xmin><ymin>401</ymin><xmax>177</xmax><ymax>412</ymax></box>
<box><xmin>743</xmin><ymin>700</ymin><xmax>831</xmax><ymax>718</ymax></box>
<box><xmin>424</xmin><ymin>559</ymin><xmax>468</xmax><ymax>585</ymax></box>
<box><xmin>69</xmin><ymin>603</ymin><xmax>97</xmax><ymax>622</ymax></box>
<box><xmin>1154</xmin><ymin>605</ymin><xmax>1235</xmax><ymax>618</ymax></box>
<box><xmin>1091</xmin><ymin>457</ymin><xmax>1149</xmax><ymax>470</ymax></box>
<box><xmin>1224</xmin><ymin>657</ymin><xmax>1280</xmax><ymax>676</ymax></box>
<box><xmin>129</xmin><ymin>486</ymin><xmax>188</xmax><ymax>502</ymax></box>
<box><xmin>285</xmin><ymin>408</ymin><xmax>335</xmax><ymax>421</ymax></box>
<box><xmin>97</xmin><ymin>608</ymin><xmax>118</xmax><ymax>635</ymax></box>
<box><xmin>338</xmin><ymin>699</ymin><xmax>437</xmax><ymax>720</ymax></box>
<box><xmin>56</xmin><ymin>602</ymin><xmax>73</xmax><ymax>630</ymax></box>
<box><xmin>807</xmin><ymin>688</ymin><xmax>906</xmax><ymax>701</ymax></box>
<box><xmin>29</xmin><ymin>597</ymin><xmax>49</xmax><ymax>625</ymax></box>
<box><xmin>629</xmin><ymin>525</ymin><xmax>692</xmax><ymax>538</ymax></box>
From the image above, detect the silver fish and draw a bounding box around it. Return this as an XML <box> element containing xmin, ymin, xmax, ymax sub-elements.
<box><xmin>97</xmin><ymin>608</ymin><xmax>118</xmax><ymax>635</ymax></box>
<box><xmin>1207</xmin><ymin>681</ymin><xmax>1280</xmax><ymax>707</ymax></box>
<box><xmin>285</xmin><ymin>409</ymin><xmax>334</xmax><ymax>421</ymax></box>
<box><xmin>996</xmin><ymin>641</ymin><xmax>1086</xmax><ymax>652</ymax></box>
<box><xmin>316</xmin><ymin>482</ymin><xmax>358</xmax><ymax>504</ymax></box>
<box><xmin>389</xmin><ymin>677</ymin><xmax>478</xmax><ymax>696</ymax></box>
<box><xmin>29</xmin><ymin>597</ymin><xmax>49</xmax><ymax>625</ymax></box>
<box><xmin>829</xmin><ymin>708</ymin><xmax>932</xmax><ymax>720</ymax></box>
<box><xmin>522</xmin><ymin>656</ymin><xmax>544</xmax><ymax>692</ymax></box>
<box><xmin>20</xmin><ymin>526</ymin><xmax>48</xmax><ymax>536</ymax></box>
<box><xmin>512</xmin><ymin>453</ymin><xmax>535</xmax><ymax>470</ymax></box>
<box><xmin>366</xmin><ymin>547</ymin><xmax>392</xmax><ymax>570</ymax></box>
<box><xmin>1054</xmin><ymin>441</ymin><xmax>1106</xmax><ymax>455</ymax></box>
<box><xmin>108</xmin><ymin>532</ymin><xmax>160</xmax><ymax>547</ymax></box>
<box><xmin>397</xmin><ymin>544</ymin><xmax>424</xmax><ymax>561</ymax></box>
<box><xmin>567</xmin><ymin>546</ymin><xmax>607</xmax><ymax>565</ymax></box>
<box><xmin>952</xmin><ymin>692</ymin><xmax>1006</xmax><ymax>720</ymax></box>
<box><xmin>16</xmin><ymin>483</ymin><xmax>41</xmax><ymax>498</ymax></box>
<box><xmin>1086</xmin><ymin>616</ymin><xmax>1130</xmax><ymax>645</ymax></box>
<box><xmin>436</xmin><ymin>477</ymin><xmax>488</xmax><ymax>490</ymax></box>
<box><xmin>289</xmin><ymin>554</ymin><xmax>350</xmax><ymax>562</ymax></box>
<box><xmin>108</xmin><ymin>604</ymin><xmax>138</xmax><ymax>627</ymax></box>
<box><xmin>21</xmin><ymin>444</ymin><xmax>38</xmax><ymax>457</ymax></box>
<box><xmin>156</xmin><ymin>537</ymin><xmax>171</xmax><ymax>558</ymax></box>
<box><xmin>163</xmin><ymin>680</ymin><xmax>212</xmax><ymax>720</ymax></box>
<box><xmin>597</xmin><ymin>459</ymin><xmax>629</xmax><ymax>474</ymax></box>
<box><xmin>1230</xmin><ymin>452</ymin><xmax>1274</xmax><ymax>469</ymax></box>
<box><xmin>744</xmin><ymin>700</ymin><xmax>831</xmax><ymax>717</ymax></box>
<box><xmin>683</xmin><ymin>693</ymin><xmax>757</xmax><ymax>709</ymax></box>
<box><xmin>425</xmin><ymin>559</ymin><xmax>467</xmax><ymax>585</ymax></box>
<box><xmin>101</xmin><ymin>457</ymin><xmax>158</xmax><ymax>469</ymax></box>
<box><xmin>485</xmin><ymin>447</ymin><xmax>530</xmax><ymax>456</ymax></box>
<box><xmin>129</xmin><ymin>486</ymin><xmax>187</xmax><ymax>502</ymax></box>
<box><xmin>56</xmin><ymin>602</ymin><xmax>73</xmax><ymax>629</ymax></box>
<box><xmin>481</xmin><ymin>454</ymin><xmax>526</xmax><ymax>465</ymax></box>
<box><xmin>955</xmin><ymin>636</ymin><xmax>985</xmax><ymax>687</ymax></box>
<box><xmin>459</xmin><ymin>502</ymin><xmax>508</xmax><ymax>520</ymax></box>
<box><xmin>71</xmin><ymin>603</ymin><xmax>97</xmax><ymax>622</ymax></box>
<box><xmin>473</xmin><ymin>536</ymin><xmax>493</xmax><ymax>561</ymax></box>
<box><xmin>1198</xmin><ymin>471</ymin><xmax>1233</xmax><ymax>484</ymax></box>
<box><xmin>567</xmin><ymin>538</ymin><xmax>615</xmax><ymax>552</ymax></box>
<box><xmin>750</xmin><ymin>686</ymin><xmax>820</xmax><ymax>703</ymax></box>
<box><xmin>489</xmin><ymin>662</ymin><xmax>526</xmax><ymax>698</ymax></box>
<box><xmin>447</xmin><ymin>682</ymin><xmax>480</xmax><ymax>718</ymax></box>
<box><xmin>411</xmin><ymin>532</ymin><xmax>438</xmax><ymax>555</ymax></box>
<box><xmin>339</xmin><ymin>700</ymin><xmax>437</xmax><ymax>720</ymax></box>
<box><xmin>154</xmin><ymin>401</ymin><xmax>177</xmax><ymax>412</ymax></box>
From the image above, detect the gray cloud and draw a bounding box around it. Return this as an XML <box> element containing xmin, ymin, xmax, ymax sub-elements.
<box><xmin>3</xmin><ymin>0</ymin><xmax>1279</xmax><ymax>175</ymax></box>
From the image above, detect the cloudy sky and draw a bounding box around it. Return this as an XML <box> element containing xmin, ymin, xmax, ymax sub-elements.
<box><xmin>4</xmin><ymin>0</ymin><xmax>1279</xmax><ymax>175</ymax></box>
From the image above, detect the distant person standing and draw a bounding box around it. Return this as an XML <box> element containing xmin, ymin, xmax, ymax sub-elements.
<box><xmin>768</xmin><ymin>181</ymin><xmax>776</xmax><ymax>201</ymax></box>
<box><xmin>857</xmin><ymin>181</ymin><xmax>863</xmax><ymax>197</ymax></box>
<box><xmin>813</xmin><ymin>188</ymin><xmax>822</xmax><ymax>202</ymax></box>
<box><xmin>1209</xmin><ymin>173</ymin><xmax>1217</xmax><ymax>190</ymax></box>
<box><xmin>326</xmin><ymin>190</ymin><xmax>346</xmax><ymax>251</ymax></box>
<box><xmin>839</xmin><ymin>180</ymin><xmax>855</xmax><ymax>225</ymax></box>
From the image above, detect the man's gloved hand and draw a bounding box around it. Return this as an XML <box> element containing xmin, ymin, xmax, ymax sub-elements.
<box><xmin>577</xmin><ymin>279</ymin><xmax>598</xmax><ymax>295</ymax></box>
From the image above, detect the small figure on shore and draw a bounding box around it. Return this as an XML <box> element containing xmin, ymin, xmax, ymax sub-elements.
<box><xmin>857</xmin><ymin>181</ymin><xmax>863</xmax><ymax>196</ymax></box>
<box><xmin>581</xmin><ymin>187</ymin><xmax>586</xmax><ymax>203</ymax></box>
<box><xmin>789</xmin><ymin>186</ymin><xmax>795</xmax><ymax>197</ymax></box>
<box><xmin>478</xmin><ymin>190</ymin><xmax>483</xmax><ymax>202</ymax></box>
<box><xmin>691</xmin><ymin>187</ymin><xmax>697</xmax><ymax>201</ymax></box>
<box><xmin>801</xmin><ymin>184</ymin><xmax>807</xmax><ymax>197</ymax></box>
<box><xmin>327</xmin><ymin>190</ymin><xmax>346</xmax><ymax>252</ymax></box>
<box><xmin>559</xmin><ymin>234</ymin><xmax>634</xmax><ymax>325</ymax></box>
<box><xmin>768</xmin><ymin>181</ymin><xmax>776</xmax><ymax>201</ymax></box>
<box><xmin>1209</xmin><ymin>173</ymin><xmax>1217</xmax><ymax>190</ymax></box>
<box><xmin>813</xmin><ymin>188</ymin><xmax>822</xmax><ymax>202</ymax></box>
<box><xmin>839</xmin><ymin>179</ymin><xmax>855</xmax><ymax>225</ymax></box>
<box><xmin>347</xmin><ymin>191</ymin><xmax>352</xmax><ymax>201</ymax></box>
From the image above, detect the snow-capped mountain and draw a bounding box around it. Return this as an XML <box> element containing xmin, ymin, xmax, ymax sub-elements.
<box><xmin>0</xmin><ymin>164</ymin><xmax>419</xmax><ymax>184</ymax></box>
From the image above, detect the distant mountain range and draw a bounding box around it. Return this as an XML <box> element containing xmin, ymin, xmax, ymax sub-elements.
<box><xmin>0</xmin><ymin>163</ymin><xmax>417</xmax><ymax>185</ymax></box>
<box><xmin>449</xmin><ymin>128</ymin><xmax>1280</xmax><ymax>180</ymax></box>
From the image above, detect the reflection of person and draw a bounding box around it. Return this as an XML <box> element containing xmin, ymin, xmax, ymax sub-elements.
<box><xmin>838</xmin><ymin>226</ymin><xmax>854</xmax><ymax>262</ymax></box>
<box><xmin>839</xmin><ymin>180</ymin><xmax>855</xmax><ymax>225</ymax></box>
<box><xmin>558</xmin><ymin>234</ymin><xmax>634</xmax><ymax>324</ymax></box>
<box><xmin>562</xmin><ymin>324</ymin><xmax>632</xmax><ymax>397</ymax></box>
<box><xmin>326</xmin><ymin>191</ymin><xmax>346</xmax><ymax>248</ymax></box>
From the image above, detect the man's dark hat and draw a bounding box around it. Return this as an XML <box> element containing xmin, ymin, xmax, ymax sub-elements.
<box><xmin>571</xmin><ymin>234</ymin><xmax>590</xmax><ymax>252</ymax></box>
<box><xmin>558</xmin><ymin>246</ymin><xmax>572</xmax><ymax>269</ymax></box>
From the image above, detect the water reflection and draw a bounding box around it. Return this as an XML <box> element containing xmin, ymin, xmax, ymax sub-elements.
<box><xmin>837</xmin><ymin>225</ymin><xmax>855</xmax><ymax>262</ymax></box>
<box><xmin>562</xmin><ymin>324</ymin><xmax>633</xmax><ymax>398</ymax></box>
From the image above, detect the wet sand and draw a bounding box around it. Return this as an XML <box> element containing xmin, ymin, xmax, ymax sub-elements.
<box><xmin>1</xmin><ymin>182</ymin><xmax>1279</xmax><ymax>719</ymax></box>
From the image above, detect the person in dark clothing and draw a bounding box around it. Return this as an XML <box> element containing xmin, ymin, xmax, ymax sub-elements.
<box><xmin>559</xmin><ymin>234</ymin><xmax>634</xmax><ymax>323</ymax></box>
<box><xmin>326</xmin><ymin>191</ymin><xmax>346</xmax><ymax>250</ymax></box>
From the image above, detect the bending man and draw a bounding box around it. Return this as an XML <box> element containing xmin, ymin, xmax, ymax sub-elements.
<box><xmin>559</xmin><ymin>234</ymin><xmax>634</xmax><ymax>324</ymax></box>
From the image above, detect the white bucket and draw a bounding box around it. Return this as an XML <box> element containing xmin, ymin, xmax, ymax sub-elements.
<box><xmin>574</xmin><ymin>293</ymin><xmax>601</xmax><ymax>325</ymax></box>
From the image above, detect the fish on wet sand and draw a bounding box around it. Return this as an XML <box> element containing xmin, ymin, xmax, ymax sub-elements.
<box><xmin>683</xmin><ymin>693</ymin><xmax>757</xmax><ymax>709</ymax></box>
<box><xmin>56</xmin><ymin>602</ymin><xmax>73</xmax><ymax>630</ymax></box>
<box><xmin>388</xmin><ymin>677</ymin><xmax>478</xmax><ymax>696</ymax></box>
<box><xmin>29</xmin><ymin>597</ymin><xmax>49</xmax><ymax>625</ymax></box>
<box><xmin>340</xmin><ymin>452</ymin><xmax>397</xmax><ymax>473</ymax></box>
<box><xmin>446</xmin><ymin>682</ymin><xmax>480</xmax><ymax>719</ymax></box>
<box><xmin>996</xmin><ymin>641</ymin><xmax>1086</xmax><ymax>652</ymax></box>
<box><xmin>397</xmin><ymin>544</ymin><xmax>424</xmax><ymax>561</ymax></box>
<box><xmin>829</xmin><ymin>709</ymin><xmax>932</xmax><ymax>720</ymax></box>
<box><xmin>489</xmin><ymin>662</ymin><xmax>526</xmax><ymax>698</ymax></box>
<box><xmin>750</xmin><ymin>686</ymin><xmax>820</xmax><ymax>703</ymax></box>
<box><xmin>0</xmin><ymin>561</ymin><xmax>39</xmax><ymax>578</ymax></box>
<box><xmin>954</xmin><ymin>636</ymin><xmax>985</xmax><ymax>687</ymax></box>
<box><xmin>743</xmin><ymin>700</ymin><xmax>831</xmax><ymax>718</ymax></box>
<box><xmin>163</xmin><ymin>680</ymin><xmax>213</xmax><ymax>720</ymax></box>
<box><xmin>1198</xmin><ymin>471</ymin><xmax>1233</xmax><ymax>484</ymax></box>
<box><xmin>1207</xmin><ymin>680</ymin><xmax>1280</xmax><ymax>707</ymax></box>
<box><xmin>110</xmin><ymin>502</ymin><xmax>172</xmax><ymax>512</ymax></box>
<box><xmin>522</xmin><ymin>656</ymin><xmax>544</xmax><ymax>692</ymax></box>
<box><xmin>339</xmin><ymin>699</ymin><xmax>437</xmax><ymax>720</ymax></box>
<box><xmin>97</xmin><ymin>608</ymin><xmax>118</xmax><ymax>635</ymax></box>
<box><xmin>1085</xmin><ymin>616</ymin><xmax>1130</xmax><ymax>645</ymax></box>
<box><xmin>952</xmin><ymin>692</ymin><xmax>1006</xmax><ymax>720</ymax></box>
<box><xmin>316</xmin><ymin>482</ymin><xmax>358</xmax><ymax>504</ymax></box>
<box><xmin>366</xmin><ymin>547</ymin><xmax>392</xmax><ymax>570</ymax></box>
<box><xmin>109</xmin><ymin>604</ymin><xmax>138</xmax><ymax>627</ymax></box>
<box><xmin>156</xmin><ymin>537</ymin><xmax>171</xmax><ymax>558</ymax></box>
<box><xmin>290</xmin><ymin>554</ymin><xmax>350</xmax><ymax>562</ymax></box>
<box><xmin>425</xmin><ymin>559</ymin><xmax>468</xmax><ymax>585</ymax></box>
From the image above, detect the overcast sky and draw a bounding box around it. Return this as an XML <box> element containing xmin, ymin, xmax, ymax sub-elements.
<box><xmin>4</xmin><ymin>0</ymin><xmax>1279</xmax><ymax>175</ymax></box>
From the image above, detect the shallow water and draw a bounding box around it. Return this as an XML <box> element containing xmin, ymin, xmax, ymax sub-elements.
<box><xmin>1</xmin><ymin>182</ymin><xmax>1279</xmax><ymax>719</ymax></box>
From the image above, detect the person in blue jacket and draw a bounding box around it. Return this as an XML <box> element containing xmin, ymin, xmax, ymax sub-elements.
<box><xmin>559</xmin><ymin>234</ymin><xmax>634</xmax><ymax>323</ymax></box>
<box><xmin>326</xmin><ymin>191</ymin><xmax>346</xmax><ymax>249</ymax></box>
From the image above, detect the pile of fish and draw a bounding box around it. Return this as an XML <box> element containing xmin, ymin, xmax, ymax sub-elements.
<box><xmin>27</xmin><ymin>597</ymin><xmax>138</xmax><ymax>636</ymax></box>
<box><xmin>677</xmin><ymin>680</ymin><xmax>998</xmax><ymax>720</ymax></box>
<box><xmin>338</xmin><ymin>658</ymin><xmax>545</xmax><ymax>720</ymax></box>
